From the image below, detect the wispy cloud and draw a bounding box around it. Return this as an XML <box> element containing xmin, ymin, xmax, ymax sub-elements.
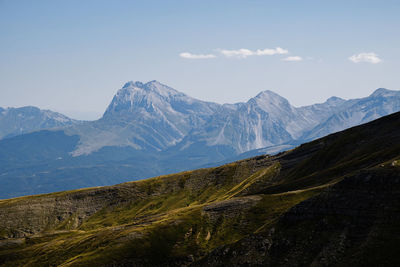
<box><xmin>282</xmin><ymin>56</ymin><xmax>303</xmax><ymax>62</ymax></box>
<box><xmin>179</xmin><ymin>52</ymin><xmax>216</xmax><ymax>59</ymax></box>
<box><xmin>349</xmin><ymin>52</ymin><xmax>382</xmax><ymax>64</ymax></box>
<box><xmin>220</xmin><ymin>47</ymin><xmax>289</xmax><ymax>58</ymax></box>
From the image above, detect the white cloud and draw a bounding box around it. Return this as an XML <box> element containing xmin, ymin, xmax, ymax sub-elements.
<box><xmin>282</xmin><ymin>56</ymin><xmax>303</xmax><ymax>62</ymax></box>
<box><xmin>179</xmin><ymin>52</ymin><xmax>216</xmax><ymax>59</ymax></box>
<box><xmin>220</xmin><ymin>47</ymin><xmax>289</xmax><ymax>58</ymax></box>
<box><xmin>349</xmin><ymin>52</ymin><xmax>382</xmax><ymax>64</ymax></box>
<box><xmin>220</xmin><ymin>48</ymin><xmax>254</xmax><ymax>58</ymax></box>
<box><xmin>256</xmin><ymin>47</ymin><xmax>289</xmax><ymax>56</ymax></box>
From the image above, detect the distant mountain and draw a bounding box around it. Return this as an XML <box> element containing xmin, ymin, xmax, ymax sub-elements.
<box><xmin>302</xmin><ymin>88</ymin><xmax>400</xmax><ymax>140</ymax></box>
<box><xmin>0</xmin><ymin>106</ymin><xmax>78</xmax><ymax>139</ymax></box>
<box><xmin>178</xmin><ymin>90</ymin><xmax>347</xmax><ymax>155</ymax></box>
<box><xmin>178</xmin><ymin>87</ymin><xmax>400</xmax><ymax>156</ymax></box>
<box><xmin>0</xmin><ymin>81</ymin><xmax>400</xmax><ymax>198</ymax></box>
<box><xmin>67</xmin><ymin>81</ymin><xmax>219</xmax><ymax>156</ymax></box>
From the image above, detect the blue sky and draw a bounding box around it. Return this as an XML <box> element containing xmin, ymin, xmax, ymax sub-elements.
<box><xmin>1</xmin><ymin>0</ymin><xmax>399</xmax><ymax>119</ymax></box>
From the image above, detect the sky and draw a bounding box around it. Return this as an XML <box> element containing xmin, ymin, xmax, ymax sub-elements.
<box><xmin>1</xmin><ymin>0</ymin><xmax>399</xmax><ymax>120</ymax></box>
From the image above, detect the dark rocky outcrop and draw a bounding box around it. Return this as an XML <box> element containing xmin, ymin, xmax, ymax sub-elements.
<box><xmin>198</xmin><ymin>168</ymin><xmax>400</xmax><ymax>266</ymax></box>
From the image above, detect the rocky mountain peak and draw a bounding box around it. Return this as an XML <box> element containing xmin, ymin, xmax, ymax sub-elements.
<box><xmin>0</xmin><ymin>106</ymin><xmax>77</xmax><ymax>139</ymax></box>
<box><xmin>370</xmin><ymin>88</ymin><xmax>398</xmax><ymax>97</ymax></box>
<box><xmin>122</xmin><ymin>81</ymin><xmax>143</xmax><ymax>88</ymax></box>
<box><xmin>120</xmin><ymin>80</ymin><xmax>182</xmax><ymax>97</ymax></box>
<box><xmin>254</xmin><ymin>90</ymin><xmax>284</xmax><ymax>99</ymax></box>
<box><xmin>249</xmin><ymin>90</ymin><xmax>293</xmax><ymax>115</ymax></box>
<box><xmin>326</xmin><ymin>96</ymin><xmax>346</xmax><ymax>105</ymax></box>
<box><xmin>253</xmin><ymin>90</ymin><xmax>290</xmax><ymax>104</ymax></box>
<box><xmin>103</xmin><ymin>81</ymin><xmax>186</xmax><ymax>117</ymax></box>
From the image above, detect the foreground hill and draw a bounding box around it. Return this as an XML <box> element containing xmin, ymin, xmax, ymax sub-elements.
<box><xmin>0</xmin><ymin>111</ymin><xmax>399</xmax><ymax>266</ymax></box>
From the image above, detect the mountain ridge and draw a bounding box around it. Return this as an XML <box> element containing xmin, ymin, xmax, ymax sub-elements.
<box><xmin>0</xmin><ymin>106</ymin><xmax>78</xmax><ymax>139</ymax></box>
<box><xmin>0</xmin><ymin>81</ymin><xmax>400</xmax><ymax>199</ymax></box>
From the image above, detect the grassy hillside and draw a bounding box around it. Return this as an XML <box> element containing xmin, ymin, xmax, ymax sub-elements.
<box><xmin>1</xmin><ymin>112</ymin><xmax>400</xmax><ymax>266</ymax></box>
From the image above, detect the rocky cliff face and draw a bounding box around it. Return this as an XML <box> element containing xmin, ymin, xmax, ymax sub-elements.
<box><xmin>198</xmin><ymin>168</ymin><xmax>400</xmax><ymax>267</ymax></box>
<box><xmin>1</xmin><ymin>112</ymin><xmax>400</xmax><ymax>266</ymax></box>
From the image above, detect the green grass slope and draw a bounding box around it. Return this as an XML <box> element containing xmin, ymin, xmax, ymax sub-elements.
<box><xmin>1</xmin><ymin>111</ymin><xmax>400</xmax><ymax>266</ymax></box>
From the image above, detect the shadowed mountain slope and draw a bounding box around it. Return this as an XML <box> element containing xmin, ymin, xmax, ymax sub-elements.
<box><xmin>0</xmin><ymin>111</ymin><xmax>399</xmax><ymax>266</ymax></box>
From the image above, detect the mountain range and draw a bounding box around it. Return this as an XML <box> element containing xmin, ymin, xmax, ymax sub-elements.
<box><xmin>0</xmin><ymin>106</ymin><xmax>77</xmax><ymax>139</ymax></box>
<box><xmin>1</xmin><ymin>111</ymin><xmax>399</xmax><ymax>266</ymax></box>
<box><xmin>0</xmin><ymin>80</ymin><xmax>399</xmax><ymax>198</ymax></box>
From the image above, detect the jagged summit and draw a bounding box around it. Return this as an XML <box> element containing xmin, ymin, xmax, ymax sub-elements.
<box><xmin>326</xmin><ymin>96</ymin><xmax>344</xmax><ymax>102</ymax></box>
<box><xmin>250</xmin><ymin>89</ymin><xmax>293</xmax><ymax>115</ymax></box>
<box><xmin>103</xmin><ymin>80</ymin><xmax>217</xmax><ymax>119</ymax></box>
<box><xmin>325</xmin><ymin>96</ymin><xmax>346</xmax><ymax>105</ymax></box>
<box><xmin>370</xmin><ymin>87</ymin><xmax>398</xmax><ymax>97</ymax></box>
<box><xmin>254</xmin><ymin>90</ymin><xmax>285</xmax><ymax>99</ymax></box>
<box><xmin>120</xmin><ymin>80</ymin><xmax>182</xmax><ymax>96</ymax></box>
<box><xmin>103</xmin><ymin>80</ymin><xmax>186</xmax><ymax>117</ymax></box>
<box><xmin>252</xmin><ymin>90</ymin><xmax>291</xmax><ymax>105</ymax></box>
<box><xmin>122</xmin><ymin>81</ymin><xmax>143</xmax><ymax>88</ymax></box>
<box><xmin>123</xmin><ymin>80</ymin><xmax>162</xmax><ymax>88</ymax></box>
